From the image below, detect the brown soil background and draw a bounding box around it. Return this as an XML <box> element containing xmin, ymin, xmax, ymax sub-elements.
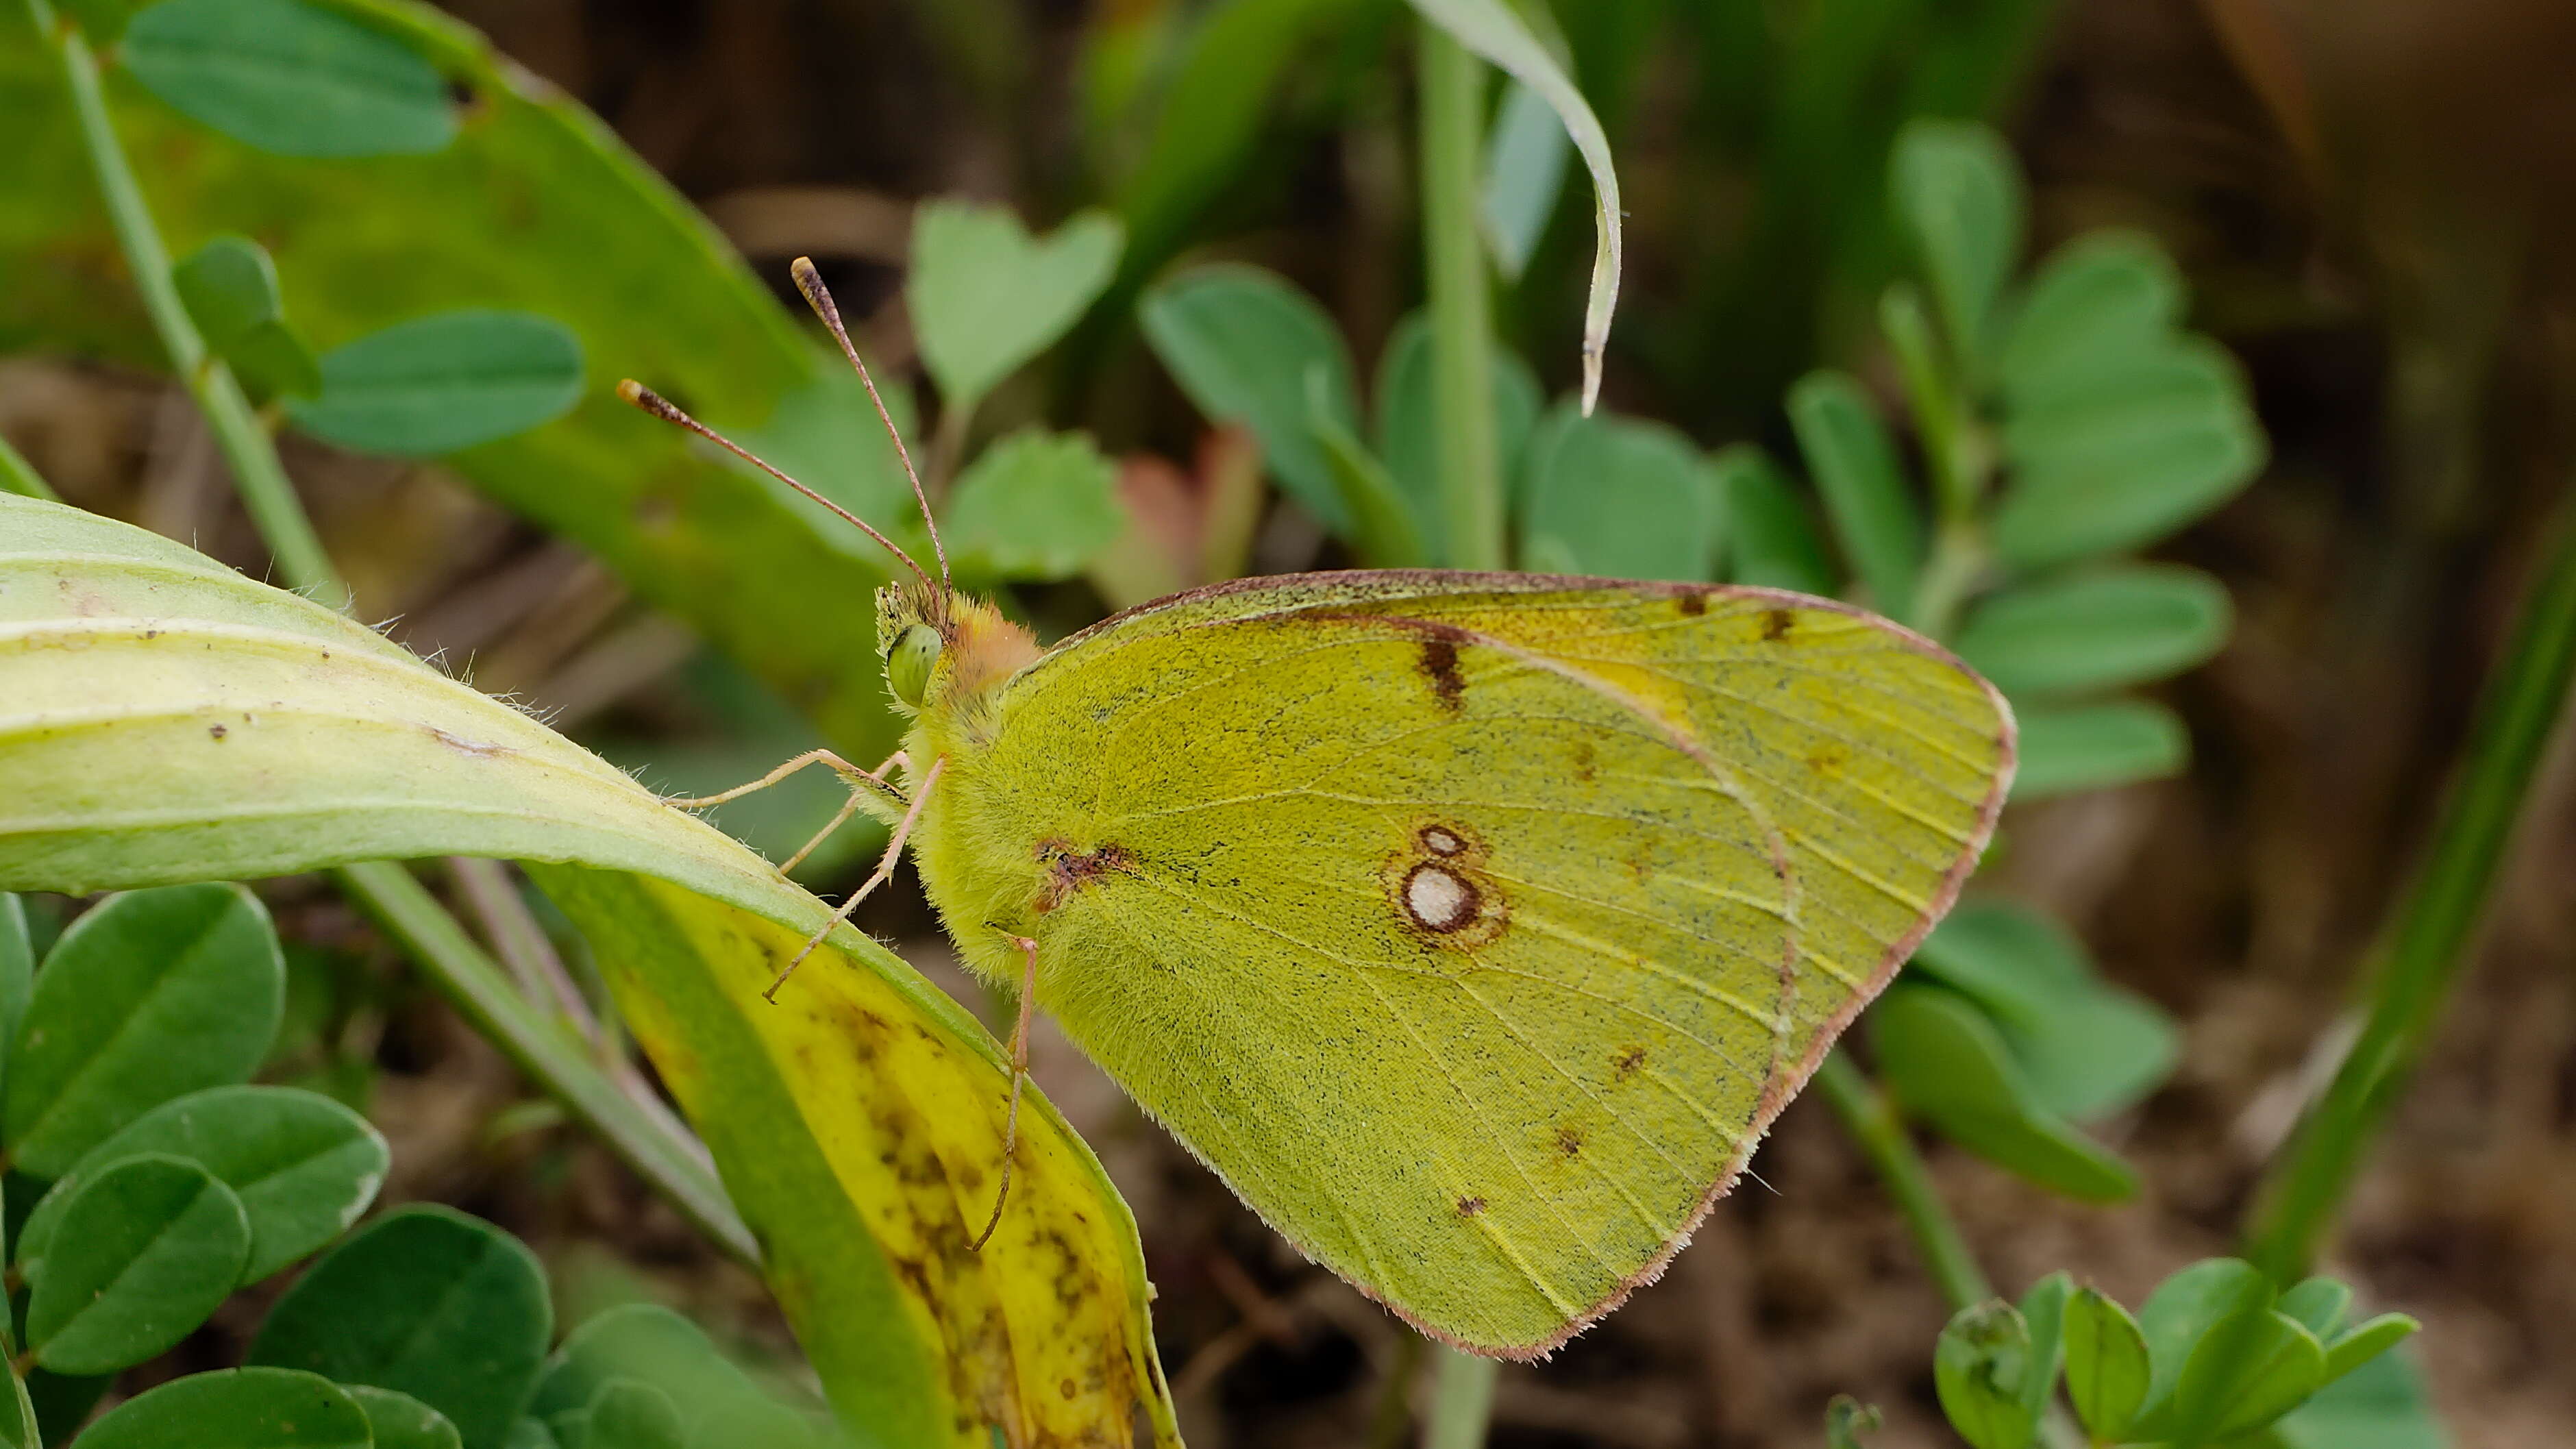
<box><xmin>8</xmin><ymin>1</ymin><xmax>2575</xmax><ymax>1445</ymax></box>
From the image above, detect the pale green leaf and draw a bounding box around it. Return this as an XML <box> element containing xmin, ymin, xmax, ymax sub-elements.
<box><xmin>0</xmin><ymin>495</ymin><xmax>1178</xmax><ymax>1449</ymax></box>
<box><xmin>907</xmin><ymin>201</ymin><xmax>1123</xmax><ymax>422</ymax></box>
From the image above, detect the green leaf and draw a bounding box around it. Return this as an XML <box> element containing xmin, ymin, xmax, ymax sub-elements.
<box><xmin>5</xmin><ymin>882</ymin><xmax>284</xmax><ymax>1178</ymax></box>
<box><xmin>249</xmin><ymin>1204</ymin><xmax>551</xmax><ymax>1449</ymax></box>
<box><xmin>348</xmin><ymin>1386</ymin><xmax>465</xmax><ymax>1449</ymax></box>
<box><xmin>504</xmin><ymin>1422</ymin><xmax>560</xmax><ymax>1449</ymax></box>
<box><xmin>1993</xmin><ymin>336</ymin><xmax>2267</xmax><ymax>567</ymax></box>
<box><xmin>25</xmin><ymin>1153</ymin><xmax>249</xmax><ymax>1375</ymax></box>
<box><xmin>171</xmin><ymin>235</ymin><xmax>321</xmax><ymax>399</ymax></box>
<box><xmin>1519</xmin><ymin>404</ymin><xmax>1719</xmax><ymax>581</ymax></box>
<box><xmin>582</xmin><ymin>1381</ymin><xmax>684</xmax><ymax>1449</ymax></box>
<box><xmin>1478</xmin><ymin>78</ymin><xmax>1569</xmax><ymax>280</ymax></box>
<box><xmin>2270</xmin><ymin>1348</ymin><xmax>2448</xmax><ymax>1449</ymax></box>
<box><xmin>2168</xmin><ymin>1309</ymin><xmax>2325</xmax><ymax>1441</ymax></box>
<box><xmin>526</xmin><ymin>1303</ymin><xmax>817</xmax><ymax>1449</ymax></box>
<box><xmin>1140</xmin><ymin>263</ymin><xmax>1361</xmax><ymax>532</ymax></box>
<box><xmin>0</xmin><ymin>497</ymin><xmax>1180</xmax><ymax>1447</ymax></box>
<box><xmin>0</xmin><ymin>1363</ymin><xmax>30</xmax><ymax>1449</ymax></box>
<box><xmin>1912</xmin><ymin>900</ymin><xmax>2180</xmax><ymax>1119</ymax></box>
<box><xmin>1999</xmin><ymin>232</ymin><xmax>2184</xmax><ymax>397</ymax></box>
<box><xmin>2012</xmin><ymin>699</ymin><xmax>2191</xmax><ymax>798</ymax></box>
<box><xmin>1787</xmin><ymin>371</ymin><xmax>1922</xmax><ymax>620</ymax></box>
<box><xmin>2134</xmin><ymin>1258</ymin><xmax>2273</xmax><ymax>1425</ymax></box>
<box><xmin>2015</xmin><ymin>1272</ymin><xmax>2072</xmax><ymax>1424</ymax></box>
<box><xmin>939</xmin><ymin>428</ymin><xmax>1126</xmax><ymax>581</ymax></box>
<box><xmin>1890</xmin><ymin>119</ymin><xmax>2024</xmax><ymax>369</ymax></box>
<box><xmin>1309</xmin><ymin>386</ymin><xmax>1427</xmax><ymax>569</ymax></box>
<box><xmin>1824</xmin><ymin>1395</ymin><xmax>1882</xmax><ymax>1448</ymax></box>
<box><xmin>1870</xmin><ymin>984</ymin><xmax>2139</xmax><ymax>1202</ymax></box>
<box><xmin>906</xmin><ymin>201</ymin><xmax>1123</xmax><ymax>423</ymax></box>
<box><xmin>287</xmin><ymin>310</ymin><xmax>585</xmax><ymax>457</ymax></box>
<box><xmin>1375</xmin><ymin>310</ymin><xmax>1543</xmax><ymax>561</ymax></box>
<box><xmin>528</xmin><ymin>1306</ymin><xmax>714</xmax><ymax>1424</ymax></box>
<box><xmin>1709</xmin><ymin>445</ymin><xmax>1835</xmax><ymax>595</ymax></box>
<box><xmin>0</xmin><ymin>894</ymin><xmax>31</xmax><ymax>1085</ymax></box>
<box><xmin>121</xmin><ymin>0</ymin><xmax>458</xmax><ymax>158</ymax></box>
<box><xmin>2323</xmin><ymin>1314</ymin><xmax>2422</xmax><ymax>1385</ymax></box>
<box><xmin>71</xmin><ymin>1368</ymin><xmax>371</xmax><ymax>1449</ymax></box>
<box><xmin>1407</xmin><ymin>0</ymin><xmax>1622</xmax><ymax>408</ymax></box>
<box><xmin>1954</xmin><ymin>565</ymin><xmax>2232</xmax><ymax>698</ymax></box>
<box><xmin>2275</xmin><ymin>1278</ymin><xmax>2354</xmax><ymax>1341</ymax></box>
<box><xmin>1933</xmin><ymin>1300</ymin><xmax>2039</xmax><ymax>1449</ymax></box>
<box><xmin>18</xmin><ymin>1084</ymin><xmax>388</xmax><ymax>1287</ymax></box>
<box><xmin>2062</xmin><ymin>1285</ymin><xmax>2151</xmax><ymax>1442</ymax></box>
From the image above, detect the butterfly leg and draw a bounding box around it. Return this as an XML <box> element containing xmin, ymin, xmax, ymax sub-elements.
<box><xmin>970</xmin><ymin>930</ymin><xmax>1039</xmax><ymax>1252</ymax></box>
<box><xmin>760</xmin><ymin>754</ymin><xmax>945</xmax><ymax>1003</ymax></box>
<box><xmin>667</xmin><ymin>749</ymin><xmax>914</xmax><ymax>876</ymax></box>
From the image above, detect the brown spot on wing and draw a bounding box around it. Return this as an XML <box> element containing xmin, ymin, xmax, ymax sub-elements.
<box><xmin>1613</xmin><ymin>1045</ymin><xmax>1648</xmax><ymax>1080</ymax></box>
<box><xmin>1761</xmin><ymin>608</ymin><xmax>1794</xmax><ymax>642</ymax></box>
<box><xmin>1457</xmin><ymin>1196</ymin><xmax>1486</xmax><ymax>1217</ymax></box>
<box><xmin>1677</xmin><ymin>591</ymin><xmax>1708</xmax><ymax>616</ymax></box>
<box><xmin>1555</xmin><ymin>1126</ymin><xmax>1583</xmax><ymax>1158</ymax></box>
<box><xmin>1419</xmin><ymin>636</ymin><xmax>1465</xmax><ymax>711</ymax></box>
<box><xmin>1035</xmin><ymin>839</ymin><xmax>1138</xmax><ymax>913</ymax></box>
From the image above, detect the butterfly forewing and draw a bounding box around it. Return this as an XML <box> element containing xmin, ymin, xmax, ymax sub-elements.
<box><xmin>917</xmin><ymin>573</ymin><xmax>2013</xmax><ymax>1356</ymax></box>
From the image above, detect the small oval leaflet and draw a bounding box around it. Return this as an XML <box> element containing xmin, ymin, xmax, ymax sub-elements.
<box><xmin>71</xmin><ymin>1367</ymin><xmax>371</xmax><ymax>1449</ymax></box>
<box><xmin>26</xmin><ymin>1152</ymin><xmax>251</xmax><ymax>1376</ymax></box>
<box><xmin>288</xmin><ymin>310</ymin><xmax>585</xmax><ymax>457</ymax></box>
<box><xmin>121</xmin><ymin>0</ymin><xmax>459</xmax><ymax>159</ymax></box>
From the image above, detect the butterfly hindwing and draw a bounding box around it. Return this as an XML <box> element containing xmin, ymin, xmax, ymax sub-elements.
<box><xmin>913</xmin><ymin>572</ymin><xmax>2013</xmax><ymax>1355</ymax></box>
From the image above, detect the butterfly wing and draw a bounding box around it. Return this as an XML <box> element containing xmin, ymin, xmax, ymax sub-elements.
<box><xmin>924</xmin><ymin>571</ymin><xmax>2012</xmax><ymax>1356</ymax></box>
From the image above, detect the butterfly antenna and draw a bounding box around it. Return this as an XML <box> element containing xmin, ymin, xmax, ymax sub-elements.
<box><xmin>789</xmin><ymin>256</ymin><xmax>950</xmax><ymax>592</ymax></box>
<box><xmin>616</xmin><ymin>380</ymin><xmax>937</xmax><ymax>598</ymax></box>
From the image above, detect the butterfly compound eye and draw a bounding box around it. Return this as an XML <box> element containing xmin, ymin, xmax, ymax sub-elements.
<box><xmin>888</xmin><ymin>623</ymin><xmax>941</xmax><ymax>706</ymax></box>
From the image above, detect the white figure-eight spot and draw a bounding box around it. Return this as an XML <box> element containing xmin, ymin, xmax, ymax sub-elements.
<box><xmin>1403</xmin><ymin>862</ymin><xmax>1478</xmax><ymax>932</ymax></box>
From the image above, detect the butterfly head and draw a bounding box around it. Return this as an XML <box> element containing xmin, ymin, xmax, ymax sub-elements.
<box><xmin>876</xmin><ymin>580</ymin><xmax>1039</xmax><ymax>716</ymax></box>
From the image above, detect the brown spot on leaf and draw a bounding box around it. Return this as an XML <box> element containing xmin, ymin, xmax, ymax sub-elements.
<box><xmin>208</xmin><ymin>723</ymin><xmax>227</xmax><ymax>741</ymax></box>
<box><xmin>1457</xmin><ymin>1196</ymin><xmax>1487</xmax><ymax>1217</ymax></box>
<box><xmin>1419</xmin><ymin>636</ymin><xmax>1465</xmax><ymax>711</ymax></box>
<box><xmin>1613</xmin><ymin>1045</ymin><xmax>1648</xmax><ymax>1080</ymax></box>
<box><xmin>1762</xmin><ymin>608</ymin><xmax>1794</xmax><ymax>642</ymax></box>
<box><xmin>1060</xmin><ymin>1378</ymin><xmax>1078</xmax><ymax>1400</ymax></box>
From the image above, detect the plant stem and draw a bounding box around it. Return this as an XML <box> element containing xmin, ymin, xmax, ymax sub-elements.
<box><xmin>1424</xmin><ymin>1346</ymin><xmax>1499</xmax><ymax>1449</ymax></box>
<box><xmin>1814</xmin><ymin>1050</ymin><xmax>1990</xmax><ymax>1309</ymax></box>
<box><xmin>0</xmin><ymin>430</ymin><xmax>61</xmax><ymax>501</ymax></box>
<box><xmin>34</xmin><ymin>0</ymin><xmax>343</xmax><ymax>608</ymax></box>
<box><xmin>38</xmin><ymin>0</ymin><xmax>754</xmax><ymax>1268</ymax></box>
<box><xmin>345</xmin><ymin>861</ymin><xmax>752</xmax><ymax>1263</ymax></box>
<box><xmin>2242</xmin><ymin>491</ymin><xmax>2576</xmax><ymax>1280</ymax></box>
<box><xmin>1417</xmin><ymin>18</ymin><xmax>1503</xmax><ymax>571</ymax></box>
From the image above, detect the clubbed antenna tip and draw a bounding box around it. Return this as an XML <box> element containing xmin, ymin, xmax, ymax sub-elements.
<box><xmin>787</xmin><ymin>256</ymin><xmax>948</xmax><ymax>590</ymax></box>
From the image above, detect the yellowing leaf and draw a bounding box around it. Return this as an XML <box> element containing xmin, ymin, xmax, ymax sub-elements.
<box><xmin>0</xmin><ymin>495</ymin><xmax>1177</xmax><ymax>1449</ymax></box>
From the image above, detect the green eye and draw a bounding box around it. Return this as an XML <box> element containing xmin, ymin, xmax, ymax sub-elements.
<box><xmin>888</xmin><ymin>623</ymin><xmax>940</xmax><ymax>706</ymax></box>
